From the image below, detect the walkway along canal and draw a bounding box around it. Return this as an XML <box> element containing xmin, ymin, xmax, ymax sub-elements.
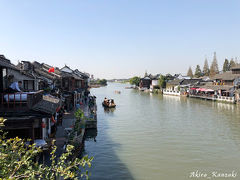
<box><xmin>84</xmin><ymin>82</ymin><xmax>240</xmax><ymax>180</ymax></box>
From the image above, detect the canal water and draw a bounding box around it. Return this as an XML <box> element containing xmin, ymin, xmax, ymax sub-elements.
<box><xmin>84</xmin><ymin>83</ymin><xmax>240</xmax><ymax>180</ymax></box>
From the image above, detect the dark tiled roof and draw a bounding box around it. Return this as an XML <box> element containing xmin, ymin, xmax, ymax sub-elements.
<box><xmin>74</xmin><ymin>69</ymin><xmax>89</xmax><ymax>79</ymax></box>
<box><xmin>213</xmin><ymin>71</ymin><xmax>240</xmax><ymax>81</ymax></box>
<box><xmin>32</xmin><ymin>95</ymin><xmax>61</xmax><ymax>115</ymax></box>
<box><xmin>200</xmin><ymin>82</ymin><xmax>233</xmax><ymax>91</ymax></box>
<box><xmin>231</xmin><ymin>64</ymin><xmax>240</xmax><ymax>70</ymax></box>
<box><xmin>180</xmin><ymin>79</ymin><xmax>202</xmax><ymax>85</ymax></box>
<box><xmin>167</xmin><ymin>79</ymin><xmax>183</xmax><ymax>85</ymax></box>
<box><xmin>32</xmin><ymin>61</ymin><xmax>61</xmax><ymax>80</ymax></box>
<box><xmin>0</xmin><ymin>56</ymin><xmax>18</xmax><ymax>70</ymax></box>
<box><xmin>34</xmin><ymin>68</ymin><xmax>56</xmax><ymax>80</ymax></box>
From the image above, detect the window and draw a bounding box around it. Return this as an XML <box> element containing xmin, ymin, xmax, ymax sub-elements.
<box><xmin>23</xmin><ymin>80</ymin><xmax>34</xmax><ymax>90</ymax></box>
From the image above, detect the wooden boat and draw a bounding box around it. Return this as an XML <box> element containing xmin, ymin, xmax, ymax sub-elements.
<box><xmin>115</xmin><ymin>90</ymin><xmax>121</xmax><ymax>94</ymax></box>
<box><xmin>102</xmin><ymin>98</ymin><xmax>116</xmax><ymax>108</ymax></box>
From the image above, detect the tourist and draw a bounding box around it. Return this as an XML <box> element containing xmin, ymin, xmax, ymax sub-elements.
<box><xmin>5</xmin><ymin>81</ymin><xmax>22</xmax><ymax>93</ymax></box>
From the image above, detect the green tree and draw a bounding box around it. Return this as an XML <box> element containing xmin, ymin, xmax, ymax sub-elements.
<box><xmin>194</xmin><ymin>65</ymin><xmax>202</xmax><ymax>78</ymax></box>
<box><xmin>96</xmin><ymin>79</ymin><xmax>107</xmax><ymax>86</ymax></box>
<box><xmin>158</xmin><ymin>75</ymin><xmax>166</xmax><ymax>89</ymax></box>
<box><xmin>0</xmin><ymin>117</ymin><xmax>92</xmax><ymax>179</ymax></box>
<box><xmin>203</xmin><ymin>58</ymin><xmax>210</xmax><ymax>76</ymax></box>
<box><xmin>222</xmin><ymin>59</ymin><xmax>230</xmax><ymax>72</ymax></box>
<box><xmin>209</xmin><ymin>52</ymin><xmax>219</xmax><ymax>77</ymax></box>
<box><xmin>129</xmin><ymin>76</ymin><xmax>140</xmax><ymax>86</ymax></box>
<box><xmin>229</xmin><ymin>58</ymin><xmax>236</xmax><ymax>70</ymax></box>
<box><xmin>187</xmin><ymin>67</ymin><xmax>193</xmax><ymax>78</ymax></box>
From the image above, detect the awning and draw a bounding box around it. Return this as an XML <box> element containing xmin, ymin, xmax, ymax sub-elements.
<box><xmin>196</xmin><ymin>88</ymin><xmax>214</xmax><ymax>92</ymax></box>
<box><xmin>205</xmin><ymin>89</ymin><xmax>214</xmax><ymax>92</ymax></box>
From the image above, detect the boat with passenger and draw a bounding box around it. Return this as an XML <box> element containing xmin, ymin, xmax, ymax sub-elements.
<box><xmin>102</xmin><ymin>98</ymin><xmax>116</xmax><ymax>108</ymax></box>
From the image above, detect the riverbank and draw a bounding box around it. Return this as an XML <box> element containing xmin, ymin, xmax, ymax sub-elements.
<box><xmin>55</xmin><ymin>95</ymin><xmax>97</xmax><ymax>157</ymax></box>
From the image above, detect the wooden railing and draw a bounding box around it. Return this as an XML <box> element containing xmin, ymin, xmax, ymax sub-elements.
<box><xmin>0</xmin><ymin>91</ymin><xmax>44</xmax><ymax>112</ymax></box>
<box><xmin>0</xmin><ymin>92</ymin><xmax>28</xmax><ymax>109</ymax></box>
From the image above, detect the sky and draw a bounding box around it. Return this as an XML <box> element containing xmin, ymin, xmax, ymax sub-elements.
<box><xmin>0</xmin><ymin>0</ymin><xmax>239</xmax><ymax>79</ymax></box>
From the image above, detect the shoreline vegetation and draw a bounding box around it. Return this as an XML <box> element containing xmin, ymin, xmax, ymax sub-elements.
<box><xmin>89</xmin><ymin>79</ymin><xmax>107</xmax><ymax>88</ymax></box>
<box><xmin>0</xmin><ymin>117</ymin><xmax>92</xmax><ymax>179</ymax></box>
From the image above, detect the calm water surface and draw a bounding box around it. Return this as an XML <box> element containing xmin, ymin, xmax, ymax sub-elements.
<box><xmin>84</xmin><ymin>83</ymin><xmax>240</xmax><ymax>180</ymax></box>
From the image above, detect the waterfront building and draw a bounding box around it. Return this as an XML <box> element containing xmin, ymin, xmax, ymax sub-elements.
<box><xmin>32</xmin><ymin>61</ymin><xmax>62</xmax><ymax>90</ymax></box>
<box><xmin>189</xmin><ymin>66</ymin><xmax>240</xmax><ymax>103</ymax></box>
<box><xmin>149</xmin><ymin>74</ymin><xmax>161</xmax><ymax>92</ymax></box>
<box><xmin>163</xmin><ymin>79</ymin><xmax>182</xmax><ymax>95</ymax></box>
<box><xmin>0</xmin><ymin>56</ymin><xmax>62</xmax><ymax>149</ymax></box>
<box><xmin>0</xmin><ymin>54</ymin><xmax>90</xmax><ymax>149</ymax></box>
<box><xmin>163</xmin><ymin>77</ymin><xmax>203</xmax><ymax>96</ymax></box>
<box><xmin>139</xmin><ymin>76</ymin><xmax>151</xmax><ymax>90</ymax></box>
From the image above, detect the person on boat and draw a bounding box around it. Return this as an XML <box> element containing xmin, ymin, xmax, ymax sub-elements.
<box><xmin>5</xmin><ymin>81</ymin><xmax>22</xmax><ymax>93</ymax></box>
<box><xmin>104</xmin><ymin>97</ymin><xmax>108</xmax><ymax>101</ymax></box>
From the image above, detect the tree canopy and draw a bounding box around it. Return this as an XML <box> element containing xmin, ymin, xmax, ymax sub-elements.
<box><xmin>209</xmin><ymin>52</ymin><xmax>219</xmax><ymax>77</ymax></box>
<box><xmin>93</xmin><ymin>79</ymin><xmax>107</xmax><ymax>86</ymax></box>
<box><xmin>158</xmin><ymin>75</ymin><xmax>166</xmax><ymax>88</ymax></box>
<box><xmin>187</xmin><ymin>67</ymin><xmax>193</xmax><ymax>78</ymax></box>
<box><xmin>222</xmin><ymin>59</ymin><xmax>230</xmax><ymax>72</ymax></box>
<box><xmin>129</xmin><ymin>76</ymin><xmax>140</xmax><ymax>86</ymax></box>
<box><xmin>229</xmin><ymin>58</ymin><xmax>236</xmax><ymax>70</ymax></box>
<box><xmin>194</xmin><ymin>65</ymin><xmax>202</xmax><ymax>78</ymax></box>
<box><xmin>203</xmin><ymin>58</ymin><xmax>210</xmax><ymax>76</ymax></box>
<box><xmin>0</xmin><ymin>117</ymin><xmax>92</xmax><ymax>180</ymax></box>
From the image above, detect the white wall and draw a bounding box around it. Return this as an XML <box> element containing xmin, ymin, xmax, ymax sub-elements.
<box><xmin>152</xmin><ymin>80</ymin><xmax>159</xmax><ymax>86</ymax></box>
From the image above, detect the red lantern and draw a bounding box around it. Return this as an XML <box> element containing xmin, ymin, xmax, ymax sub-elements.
<box><xmin>41</xmin><ymin>123</ymin><xmax>46</xmax><ymax>128</ymax></box>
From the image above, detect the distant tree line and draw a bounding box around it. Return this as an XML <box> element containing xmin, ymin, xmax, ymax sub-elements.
<box><xmin>128</xmin><ymin>53</ymin><xmax>239</xmax><ymax>89</ymax></box>
<box><xmin>90</xmin><ymin>79</ymin><xmax>107</xmax><ymax>86</ymax></box>
<box><xmin>187</xmin><ymin>52</ymin><xmax>239</xmax><ymax>78</ymax></box>
<box><xmin>222</xmin><ymin>58</ymin><xmax>236</xmax><ymax>72</ymax></box>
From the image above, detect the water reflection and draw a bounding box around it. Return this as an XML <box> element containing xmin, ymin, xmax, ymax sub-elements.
<box><xmin>103</xmin><ymin>107</ymin><xmax>116</xmax><ymax>113</ymax></box>
<box><xmin>85</xmin><ymin>129</ymin><xmax>98</xmax><ymax>142</ymax></box>
<box><xmin>163</xmin><ymin>94</ymin><xmax>181</xmax><ymax>102</ymax></box>
<box><xmin>84</xmin><ymin>84</ymin><xmax>134</xmax><ymax>180</ymax></box>
<box><xmin>215</xmin><ymin>101</ymin><xmax>236</xmax><ymax>111</ymax></box>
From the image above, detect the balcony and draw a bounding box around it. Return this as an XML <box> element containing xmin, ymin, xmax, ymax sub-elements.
<box><xmin>0</xmin><ymin>91</ymin><xmax>44</xmax><ymax>116</ymax></box>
